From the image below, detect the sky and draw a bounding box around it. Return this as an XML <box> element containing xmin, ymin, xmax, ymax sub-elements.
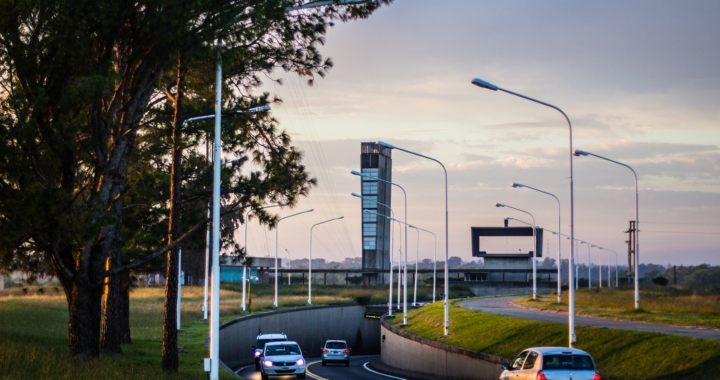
<box><xmin>241</xmin><ymin>0</ymin><xmax>720</xmax><ymax>268</ymax></box>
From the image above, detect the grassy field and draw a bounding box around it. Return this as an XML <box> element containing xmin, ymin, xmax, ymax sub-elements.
<box><xmin>387</xmin><ymin>300</ymin><xmax>720</xmax><ymax>380</ymax></box>
<box><xmin>0</xmin><ymin>283</ymin><xmax>409</xmax><ymax>380</ymax></box>
<box><xmin>514</xmin><ymin>286</ymin><xmax>720</xmax><ymax>329</ymax></box>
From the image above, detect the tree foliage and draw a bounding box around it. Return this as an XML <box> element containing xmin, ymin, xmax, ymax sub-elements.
<box><xmin>0</xmin><ymin>0</ymin><xmax>392</xmax><ymax>361</ymax></box>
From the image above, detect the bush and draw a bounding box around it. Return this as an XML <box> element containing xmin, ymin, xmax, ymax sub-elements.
<box><xmin>354</xmin><ymin>295</ymin><xmax>372</xmax><ymax>305</ymax></box>
<box><xmin>652</xmin><ymin>276</ymin><xmax>669</xmax><ymax>286</ymax></box>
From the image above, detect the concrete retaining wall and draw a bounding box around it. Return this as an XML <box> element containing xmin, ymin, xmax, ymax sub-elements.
<box><xmin>468</xmin><ymin>281</ymin><xmax>556</xmax><ymax>297</ymax></box>
<box><xmin>380</xmin><ymin>318</ymin><xmax>510</xmax><ymax>380</ymax></box>
<box><xmin>219</xmin><ymin>304</ymin><xmax>380</xmax><ymax>368</ymax></box>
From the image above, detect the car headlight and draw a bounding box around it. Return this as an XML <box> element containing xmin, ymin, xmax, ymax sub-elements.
<box><xmin>263</xmin><ymin>360</ymin><xmax>273</xmax><ymax>368</ymax></box>
<box><xmin>254</xmin><ymin>351</ymin><xmax>261</xmax><ymax>357</ymax></box>
<box><xmin>296</xmin><ymin>358</ymin><xmax>305</xmax><ymax>366</ymax></box>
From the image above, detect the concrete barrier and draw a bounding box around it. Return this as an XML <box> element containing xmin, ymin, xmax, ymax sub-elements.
<box><xmin>219</xmin><ymin>304</ymin><xmax>380</xmax><ymax>368</ymax></box>
<box><xmin>380</xmin><ymin>317</ymin><xmax>510</xmax><ymax>380</ymax></box>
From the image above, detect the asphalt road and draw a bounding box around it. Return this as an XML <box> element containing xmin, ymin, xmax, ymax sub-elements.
<box><xmin>235</xmin><ymin>355</ymin><xmax>410</xmax><ymax>380</ymax></box>
<box><xmin>459</xmin><ymin>296</ymin><xmax>720</xmax><ymax>340</ymax></box>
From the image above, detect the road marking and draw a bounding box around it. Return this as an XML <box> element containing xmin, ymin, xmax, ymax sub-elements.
<box><xmin>235</xmin><ymin>364</ymin><xmax>254</xmax><ymax>374</ymax></box>
<box><xmin>362</xmin><ymin>362</ymin><xmax>408</xmax><ymax>380</ymax></box>
<box><xmin>306</xmin><ymin>360</ymin><xmax>331</xmax><ymax>380</ymax></box>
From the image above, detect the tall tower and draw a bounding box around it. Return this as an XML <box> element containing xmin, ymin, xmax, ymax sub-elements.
<box><xmin>360</xmin><ymin>142</ymin><xmax>392</xmax><ymax>285</ymax></box>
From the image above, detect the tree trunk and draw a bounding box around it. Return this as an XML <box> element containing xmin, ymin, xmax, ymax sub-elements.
<box><xmin>101</xmin><ymin>249</ymin><xmax>125</xmax><ymax>354</ymax></box>
<box><xmin>162</xmin><ymin>53</ymin><xmax>184</xmax><ymax>372</ymax></box>
<box><xmin>120</xmin><ymin>271</ymin><xmax>132</xmax><ymax>344</ymax></box>
<box><xmin>68</xmin><ymin>276</ymin><xmax>104</xmax><ymax>359</ymax></box>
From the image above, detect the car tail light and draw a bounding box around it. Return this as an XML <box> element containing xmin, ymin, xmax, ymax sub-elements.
<box><xmin>536</xmin><ymin>371</ymin><xmax>547</xmax><ymax>380</ymax></box>
<box><xmin>342</xmin><ymin>349</ymin><xmax>349</xmax><ymax>354</ymax></box>
<box><xmin>296</xmin><ymin>358</ymin><xmax>305</xmax><ymax>366</ymax></box>
<box><xmin>263</xmin><ymin>360</ymin><xmax>273</xmax><ymax>368</ymax></box>
<box><xmin>322</xmin><ymin>349</ymin><xmax>329</xmax><ymax>353</ymax></box>
<box><xmin>593</xmin><ymin>372</ymin><xmax>601</xmax><ymax>380</ymax></box>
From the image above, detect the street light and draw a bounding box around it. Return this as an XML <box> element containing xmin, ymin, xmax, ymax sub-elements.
<box><xmin>601</xmin><ymin>247</ymin><xmax>619</xmax><ymax>287</ymax></box>
<box><xmin>471</xmin><ymin>77</ymin><xmax>576</xmax><ymax>347</ymax></box>
<box><xmin>242</xmin><ymin>203</ymin><xmax>288</xmax><ymax>313</ymax></box>
<box><xmin>351</xmin><ymin>170</ymin><xmax>409</xmax><ymax>325</ymax></box>
<box><xmin>351</xmin><ymin>192</ymin><xmax>397</xmax><ymax>316</ymax></box>
<box><xmin>579</xmin><ymin>241</ymin><xmax>592</xmax><ymax>288</ymax></box>
<box><xmin>407</xmin><ymin>225</ymin><xmax>420</xmax><ymax>306</ymax></box>
<box><xmin>375</xmin><ymin>141</ymin><xmax>450</xmax><ymax>336</ymax></box>
<box><xmin>274</xmin><ymin>209</ymin><xmax>314</xmax><ymax>308</ymax></box>
<box><xmin>592</xmin><ymin>244</ymin><xmax>601</xmax><ymax>288</ymax></box>
<box><xmin>574</xmin><ymin>149</ymin><xmax>640</xmax><ymax>309</ymax></box>
<box><xmin>512</xmin><ymin>182</ymin><xmax>562</xmax><ymax>304</ymax></box>
<box><xmin>409</xmin><ymin>225</ymin><xmax>437</xmax><ymax>303</ymax></box>
<box><xmin>207</xmin><ymin>2</ymin><xmax>370</xmax><ymax>377</ymax></box>
<box><xmin>496</xmin><ymin>203</ymin><xmax>537</xmax><ymax>299</ymax></box>
<box><xmin>308</xmin><ymin>216</ymin><xmax>343</xmax><ymax>305</ymax></box>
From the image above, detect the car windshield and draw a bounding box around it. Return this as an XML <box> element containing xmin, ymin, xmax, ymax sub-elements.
<box><xmin>265</xmin><ymin>344</ymin><xmax>301</xmax><ymax>356</ymax></box>
<box><xmin>257</xmin><ymin>338</ymin><xmax>284</xmax><ymax>349</ymax></box>
<box><xmin>326</xmin><ymin>342</ymin><xmax>347</xmax><ymax>349</ymax></box>
<box><xmin>543</xmin><ymin>354</ymin><xmax>595</xmax><ymax>370</ymax></box>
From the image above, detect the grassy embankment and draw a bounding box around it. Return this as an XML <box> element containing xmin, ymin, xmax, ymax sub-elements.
<box><xmin>514</xmin><ymin>286</ymin><xmax>720</xmax><ymax>329</ymax></box>
<box><xmin>387</xmin><ymin>299</ymin><xmax>720</xmax><ymax>380</ymax></box>
<box><xmin>0</xmin><ymin>283</ymin><xmax>407</xmax><ymax>380</ymax></box>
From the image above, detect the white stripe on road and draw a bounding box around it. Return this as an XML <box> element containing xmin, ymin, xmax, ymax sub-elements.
<box><xmin>235</xmin><ymin>364</ymin><xmax>254</xmax><ymax>374</ymax></box>
<box><xmin>362</xmin><ymin>362</ymin><xmax>408</xmax><ymax>380</ymax></box>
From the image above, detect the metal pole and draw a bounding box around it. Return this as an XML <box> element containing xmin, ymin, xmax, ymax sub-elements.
<box><xmin>471</xmin><ymin>78</ymin><xmax>575</xmax><ymax>346</ymax></box>
<box><xmin>308</xmin><ymin>216</ymin><xmax>343</xmax><ymax>305</ymax></box>
<box><xmin>374</xmin><ymin>142</ymin><xmax>450</xmax><ymax>335</ymax></box>
<box><xmin>411</xmin><ymin>227</ymin><xmax>419</xmax><ymax>306</ymax></box>
<box><xmin>274</xmin><ymin>209</ymin><xmax>314</xmax><ymax>308</ymax></box>
<box><xmin>209</xmin><ymin>40</ymin><xmax>222</xmax><ymax>380</ymax></box>
<box><xmin>177</xmin><ymin>248</ymin><xmax>182</xmax><ymax>330</ymax></box>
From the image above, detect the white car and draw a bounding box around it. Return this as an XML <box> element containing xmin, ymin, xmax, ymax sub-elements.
<box><xmin>500</xmin><ymin>347</ymin><xmax>601</xmax><ymax>380</ymax></box>
<box><xmin>260</xmin><ymin>341</ymin><xmax>306</xmax><ymax>379</ymax></box>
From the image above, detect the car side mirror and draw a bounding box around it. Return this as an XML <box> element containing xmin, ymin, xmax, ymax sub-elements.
<box><xmin>251</xmin><ymin>346</ymin><xmax>256</xmax><ymax>349</ymax></box>
<box><xmin>502</xmin><ymin>363</ymin><xmax>510</xmax><ymax>370</ymax></box>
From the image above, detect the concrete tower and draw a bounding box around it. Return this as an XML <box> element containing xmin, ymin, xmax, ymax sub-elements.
<box><xmin>360</xmin><ymin>142</ymin><xmax>392</xmax><ymax>285</ymax></box>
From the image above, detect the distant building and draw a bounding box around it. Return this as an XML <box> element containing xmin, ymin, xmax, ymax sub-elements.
<box><xmin>360</xmin><ymin>142</ymin><xmax>393</xmax><ymax>285</ymax></box>
<box><xmin>220</xmin><ymin>256</ymin><xmax>277</xmax><ymax>284</ymax></box>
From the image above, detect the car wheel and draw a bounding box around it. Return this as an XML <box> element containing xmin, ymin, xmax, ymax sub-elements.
<box><xmin>321</xmin><ymin>360</ymin><xmax>326</xmax><ymax>366</ymax></box>
<box><xmin>261</xmin><ymin>372</ymin><xmax>268</xmax><ymax>380</ymax></box>
<box><xmin>255</xmin><ymin>363</ymin><xmax>260</xmax><ymax>370</ymax></box>
<box><xmin>297</xmin><ymin>373</ymin><xmax>306</xmax><ymax>379</ymax></box>
<box><xmin>346</xmin><ymin>360</ymin><xmax>350</xmax><ymax>367</ymax></box>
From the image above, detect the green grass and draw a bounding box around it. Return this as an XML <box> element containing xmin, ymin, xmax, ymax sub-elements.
<box><xmin>514</xmin><ymin>287</ymin><xmax>720</xmax><ymax>329</ymax></box>
<box><xmin>387</xmin><ymin>300</ymin><xmax>720</xmax><ymax>380</ymax></box>
<box><xmin>0</xmin><ymin>282</ymin><xmax>452</xmax><ymax>379</ymax></box>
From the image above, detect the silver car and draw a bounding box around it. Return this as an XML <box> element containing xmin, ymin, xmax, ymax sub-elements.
<box><xmin>321</xmin><ymin>340</ymin><xmax>350</xmax><ymax>366</ymax></box>
<box><xmin>260</xmin><ymin>341</ymin><xmax>306</xmax><ymax>379</ymax></box>
<box><xmin>500</xmin><ymin>347</ymin><xmax>601</xmax><ymax>380</ymax></box>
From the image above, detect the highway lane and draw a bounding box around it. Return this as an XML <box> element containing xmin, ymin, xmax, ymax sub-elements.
<box><xmin>236</xmin><ymin>355</ymin><xmax>409</xmax><ymax>380</ymax></box>
<box><xmin>459</xmin><ymin>296</ymin><xmax>720</xmax><ymax>340</ymax></box>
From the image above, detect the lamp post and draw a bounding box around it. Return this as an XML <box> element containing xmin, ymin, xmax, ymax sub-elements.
<box><xmin>188</xmin><ymin>110</ymin><xmax>266</xmax><ymax>320</ymax></box>
<box><xmin>410</xmin><ymin>225</ymin><xmax>437</xmax><ymax>303</ymax></box>
<box><xmin>242</xmin><ymin>203</ymin><xmax>287</xmax><ymax>313</ymax></box>
<box><xmin>274</xmin><ymin>209</ymin><xmax>314</xmax><ymax>308</ymax></box>
<box><xmin>208</xmin><ymin>102</ymin><xmax>269</xmax><ymax>378</ymax></box>
<box><xmin>574</xmin><ymin>149</ymin><xmax>640</xmax><ymax>309</ymax></box>
<box><xmin>351</xmin><ymin>170</ymin><xmax>409</xmax><ymax>325</ymax></box>
<box><xmin>471</xmin><ymin>77</ymin><xmax>576</xmax><ymax>347</ymax></box>
<box><xmin>408</xmin><ymin>225</ymin><xmax>420</xmax><ymax>306</ymax></box>
<box><xmin>497</xmin><ymin>203</ymin><xmax>537</xmax><ymax>299</ymax></box>
<box><xmin>580</xmin><ymin>241</ymin><xmax>592</xmax><ymax>288</ymax></box>
<box><xmin>375</xmin><ymin>141</ymin><xmax>450</xmax><ymax>336</ymax></box>
<box><xmin>512</xmin><ymin>182</ymin><xmax>562</xmax><ymax>304</ymax></box>
<box><xmin>351</xmin><ymin>192</ymin><xmax>397</xmax><ymax>316</ymax></box>
<box><xmin>308</xmin><ymin>216</ymin><xmax>343</xmax><ymax>305</ymax></box>
<box><xmin>601</xmin><ymin>247</ymin><xmax>619</xmax><ymax>287</ymax></box>
<box><xmin>592</xmin><ymin>245</ymin><xmax>601</xmax><ymax>288</ymax></box>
